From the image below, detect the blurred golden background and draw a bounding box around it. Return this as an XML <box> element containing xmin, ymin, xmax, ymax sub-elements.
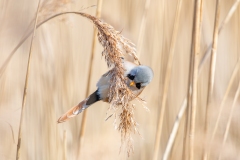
<box><xmin>1</xmin><ymin>0</ymin><xmax>240</xmax><ymax>160</ymax></box>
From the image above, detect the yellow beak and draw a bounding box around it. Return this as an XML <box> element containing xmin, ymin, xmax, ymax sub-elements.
<box><xmin>130</xmin><ymin>81</ymin><xmax>135</xmax><ymax>87</ymax></box>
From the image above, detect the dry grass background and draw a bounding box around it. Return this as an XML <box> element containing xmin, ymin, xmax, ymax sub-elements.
<box><xmin>1</xmin><ymin>0</ymin><xmax>240</xmax><ymax>160</ymax></box>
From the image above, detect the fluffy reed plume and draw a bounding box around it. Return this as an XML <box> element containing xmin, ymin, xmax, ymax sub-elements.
<box><xmin>78</xmin><ymin>13</ymin><xmax>142</xmax><ymax>155</ymax></box>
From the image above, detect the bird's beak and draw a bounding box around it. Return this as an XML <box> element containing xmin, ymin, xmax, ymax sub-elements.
<box><xmin>130</xmin><ymin>81</ymin><xmax>135</xmax><ymax>87</ymax></box>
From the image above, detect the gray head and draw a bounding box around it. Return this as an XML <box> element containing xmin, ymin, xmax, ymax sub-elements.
<box><xmin>127</xmin><ymin>65</ymin><xmax>154</xmax><ymax>89</ymax></box>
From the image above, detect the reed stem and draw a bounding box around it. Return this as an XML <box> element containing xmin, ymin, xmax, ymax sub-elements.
<box><xmin>189</xmin><ymin>0</ymin><xmax>203</xmax><ymax>160</ymax></box>
<box><xmin>203</xmin><ymin>0</ymin><xmax>221</xmax><ymax>159</ymax></box>
<box><xmin>16</xmin><ymin>1</ymin><xmax>41</xmax><ymax>160</ymax></box>
<box><xmin>153</xmin><ymin>0</ymin><xmax>182</xmax><ymax>159</ymax></box>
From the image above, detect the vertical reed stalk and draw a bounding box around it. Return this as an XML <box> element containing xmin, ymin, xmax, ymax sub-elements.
<box><xmin>16</xmin><ymin>1</ymin><xmax>41</xmax><ymax>160</ymax></box>
<box><xmin>63</xmin><ymin>130</ymin><xmax>67</xmax><ymax>160</ymax></box>
<box><xmin>153</xmin><ymin>0</ymin><xmax>165</xmax><ymax>158</ymax></box>
<box><xmin>218</xmin><ymin>79</ymin><xmax>240</xmax><ymax>160</ymax></box>
<box><xmin>203</xmin><ymin>0</ymin><xmax>221</xmax><ymax>159</ymax></box>
<box><xmin>77</xmin><ymin>0</ymin><xmax>103</xmax><ymax>158</ymax></box>
<box><xmin>204</xmin><ymin>0</ymin><xmax>221</xmax><ymax>139</ymax></box>
<box><xmin>162</xmin><ymin>98</ymin><xmax>187</xmax><ymax>160</ymax></box>
<box><xmin>153</xmin><ymin>0</ymin><xmax>182</xmax><ymax>159</ymax></box>
<box><xmin>189</xmin><ymin>1</ymin><xmax>203</xmax><ymax>160</ymax></box>
<box><xmin>182</xmin><ymin>1</ymin><xmax>197</xmax><ymax>158</ymax></box>
<box><xmin>182</xmin><ymin>61</ymin><xmax>192</xmax><ymax>160</ymax></box>
<box><xmin>136</xmin><ymin>0</ymin><xmax>151</xmax><ymax>58</ymax></box>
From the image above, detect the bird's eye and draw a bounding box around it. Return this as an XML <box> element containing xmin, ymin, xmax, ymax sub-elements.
<box><xmin>127</xmin><ymin>74</ymin><xmax>135</xmax><ymax>80</ymax></box>
<box><xmin>136</xmin><ymin>83</ymin><xmax>141</xmax><ymax>89</ymax></box>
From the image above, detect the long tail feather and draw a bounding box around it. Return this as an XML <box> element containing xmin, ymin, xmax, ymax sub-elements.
<box><xmin>57</xmin><ymin>99</ymin><xmax>88</xmax><ymax>123</ymax></box>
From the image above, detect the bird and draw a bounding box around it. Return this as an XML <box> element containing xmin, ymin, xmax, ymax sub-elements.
<box><xmin>57</xmin><ymin>59</ymin><xmax>154</xmax><ymax>123</ymax></box>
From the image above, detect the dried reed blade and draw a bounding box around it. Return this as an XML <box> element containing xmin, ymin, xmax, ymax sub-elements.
<box><xmin>3</xmin><ymin>120</ymin><xmax>15</xmax><ymax>143</ymax></box>
<box><xmin>189</xmin><ymin>1</ymin><xmax>203</xmax><ymax>160</ymax></box>
<box><xmin>16</xmin><ymin>1</ymin><xmax>41</xmax><ymax>160</ymax></box>
<box><xmin>218</xmin><ymin>79</ymin><xmax>240</xmax><ymax>160</ymax></box>
<box><xmin>162</xmin><ymin>98</ymin><xmax>187</xmax><ymax>160</ymax></box>
<box><xmin>206</xmin><ymin>59</ymin><xmax>240</xmax><ymax>159</ymax></box>
<box><xmin>0</xmin><ymin>19</ymin><xmax>35</xmax><ymax>78</ymax></box>
<box><xmin>203</xmin><ymin>0</ymin><xmax>221</xmax><ymax>159</ymax></box>
<box><xmin>153</xmin><ymin>0</ymin><xmax>182</xmax><ymax>159</ymax></box>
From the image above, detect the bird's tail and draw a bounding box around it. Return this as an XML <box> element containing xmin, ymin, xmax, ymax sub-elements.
<box><xmin>57</xmin><ymin>90</ymin><xmax>100</xmax><ymax>123</ymax></box>
<box><xmin>57</xmin><ymin>99</ymin><xmax>88</xmax><ymax>123</ymax></box>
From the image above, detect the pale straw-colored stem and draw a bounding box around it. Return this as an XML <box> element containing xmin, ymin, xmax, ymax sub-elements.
<box><xmin>77</xmin><ymin>0</ymin><xmax>103</xmax><ymax>158</ymax></box>
<box><xmin>162</xmin><ymin>98</ymin><xmax>187</xmax><ymax>160</ymax></box>
<box><xmin>203</xmin><ymin>0</ymin><xmax>221</xmax><ymax>159</ymax></box>
<box><xmin>16</xmin><ymin>1</ymin><xmax>41</xmax><ymax>160</ymax></box>
<box><xmin>153</xmin><ymin>0</ymin><xmax>182</xmax><ymax>159</ymax></box>
<box><xmin>189</xmin><ymin>1</ymin><xmax>203</xmax><ymax>160</ymax></box>
<box><xmin>63</xmin><ymin>130</ymin><xmax>67</xmax><ymax>160</ymax></box>
<box><xmin>136</xmin><ymin>0</ymin><xmax>151</xmax><ymax>58</ymax></box>
<box><xmin>218</xmin><ymin>79</ymin><xmax>240</xmax><ymax>160</ymax></box>
<box><xmin>182</xmin><ymin>6</ymin><xmax>197</xmax><ymax>160</ymax></box>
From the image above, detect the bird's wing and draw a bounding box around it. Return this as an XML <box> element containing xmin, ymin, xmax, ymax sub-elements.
<box><xmin>96</xmin><ymin>70</ymin><xmax>111</xmax><ymax>87</ymax></box>
<box><xmin>96</xmin><ymin>60</ymin><xmax>137</xmax><ymax>87</ymax></box>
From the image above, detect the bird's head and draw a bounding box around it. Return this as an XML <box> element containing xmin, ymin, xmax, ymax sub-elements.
<box><xmin>127</xmin><ymin>65</ymin><xmax>154</xmax><ymax>89</ymax></box>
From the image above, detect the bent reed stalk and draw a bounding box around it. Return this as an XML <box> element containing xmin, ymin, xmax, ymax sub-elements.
<box><xmin>11</xmin><ymin>10</ymin><xmax>142</xmax><ymax>156</ymax></box>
